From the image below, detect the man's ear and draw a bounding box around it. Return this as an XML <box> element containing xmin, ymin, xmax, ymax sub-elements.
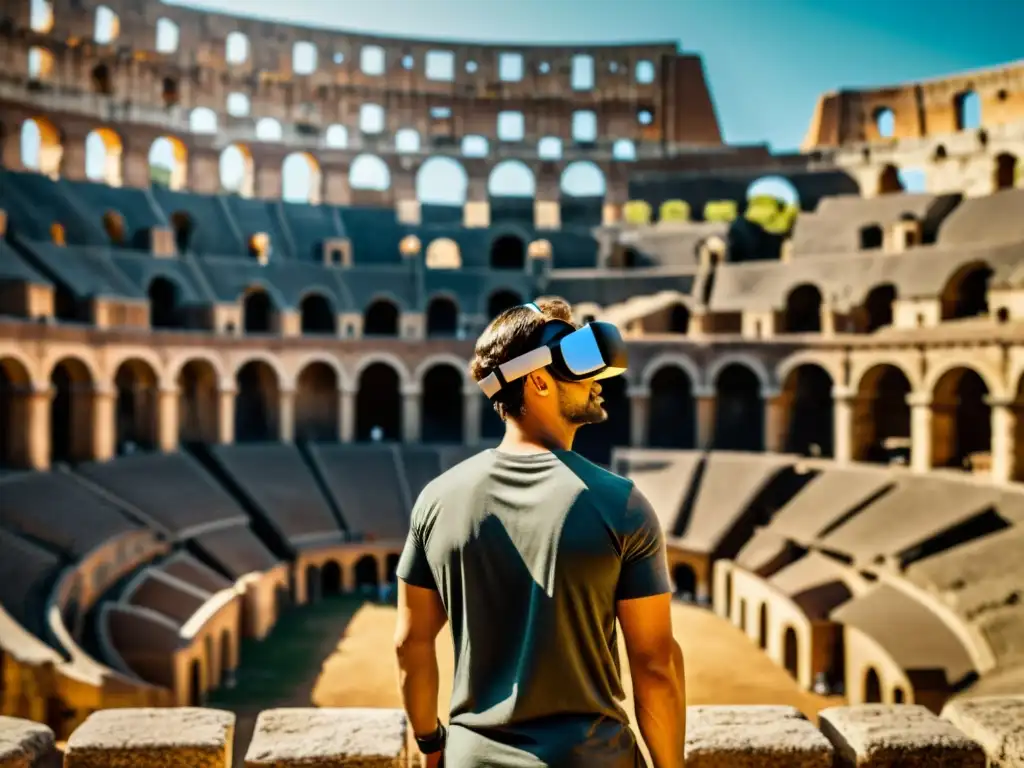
<box><xmin>528</xmin><ymin>371</ymin><xmax>551</xmax><ymax>397</ymax></box>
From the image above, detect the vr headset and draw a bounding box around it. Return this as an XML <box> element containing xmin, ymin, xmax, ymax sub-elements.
<box><xmin>477</xmin><ymin>302</ymin><xmax>629</xmax><ymax>400</ymax></box>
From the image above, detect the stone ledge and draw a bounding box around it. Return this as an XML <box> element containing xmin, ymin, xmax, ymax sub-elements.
<box><xmin>0</xmin><ymin>717</ymin><xmax>57</xmax><ymax>768</ymax></box>
<box><xmin>244</xmin><ymin>708</ymin><xmax>409</xmax><ymax>768</ymax></box>
<box><xmin>64</xmin><ymin>708</ymin><xmax>235</xmax><ymax>768</ymax></box>
<box><xmin>820</xmin><ymin>704</ymin><xmax>985</xmax><ymax>767</ymax></box>
<box><xmin>942</xmin><ymin>695</ymin><xmax>1024</xmax><ymax>768</ymax></box>
<box><xmin>685</xmin><ymin>705</ymin><xmax>834</xmax><ymax>768</ymax></box>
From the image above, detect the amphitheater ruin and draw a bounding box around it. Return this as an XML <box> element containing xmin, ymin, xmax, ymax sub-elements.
<box><xmin>0</xmin><ymin>0</ymin><xmax>1022</xmax><ymax>764</ymax></box>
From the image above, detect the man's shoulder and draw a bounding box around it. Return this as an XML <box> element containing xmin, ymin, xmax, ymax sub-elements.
<box><xmin>415</xmin><ymin>448</ymin><xmax>497</xmax><ymax>508</ymax></box>
<box><xmin>559</xmin><ymin>451</ymin><xmax>636</xmax><ymax>509</ymax></box>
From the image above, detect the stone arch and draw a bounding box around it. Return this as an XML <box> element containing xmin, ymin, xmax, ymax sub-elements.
<box><xmin>782</xmin><ymin>626</ymin><xmax>799</xmax><ymax>679</ymax></box>
<box><xmin>354</xmin><ymin>555</ymin><xmax>379</xmax><ymax>591</ymax></box>
<box><xmin>356</xmin><ymin>362</ymin><xmax>403</xmax><ymax>442</ymax></box>
<box><xmin>853</xmin><ymin>364</ymin><xmax>912</xmax><ymax>463</ymax></box>
<box><xmin>877</xmin><ymin>164</ymin><xmax>903</xmax><ymax>195</ymax></box>
<box><xmin>489</xmin><ymin>232</ymin><xmax>526</xmax><ymax>270</ymax></box>
<box><xmin>940</xmin><ymin>261</ymin><xmax>992</xmax><ymax>321</ymax></box>
<box><xmin>642</xmin><ymin>354</ymin><xmax>703</xmax><ymax>391</ymax></box>
<box><xmin>864</xmin><ymin>667</ymin><xmax>883</xmax><ymax>703</ymax></box>
<box><xmin>425</xmin><ymin>238</ymin><xmax>461</xmax><ymax>270</ymax></box>
<box><xmin>148</xmin><ymin>276</ymin><xmax>183</xmax><ymax>329</ymax></box>
<box><xmin>219</xmin><ymin>628</ymin><xmax>233</xmax><ymax>685</ymax></box>
<box><xmin>350</xmin><ymin>154</ymin><xmax>391</xmax><ymax>191</ymax></box>
<box><xmin>299</xmin><ymin>292</ymin><xmax>336</xmax><ymax>335</ymax></box>
<box><xmin>148</xmin><ymin>136</ymin><xmax>187</xmax><ymax>190</ymax></box>
<box><xmin>20</xmin><ymin>116</ymin><xmax>63</xmax><ymax>177</ymax></box>
<box><xmin>324</xmin><ymin>125</ymin><xmax>348</xmax><ymax>149</ymax></box>
<box><xmin>242</xmin><ymin>287</ymin><xmax>275</xmax><ymax>334</ymax></box>
<box><xmin>189</xmin><ymin>108</ymin><xmax>217</xmax><ymax>135</ymax></box>
<box><xmin>893</xmin><ymin>686</ymin><xmax>906</xmax><ymax>704</ymax></box>
<box><xmin>155</xmin><ymin>17</ymin><xmax>179</xmax><ymax>53</ymax></box>
<box><xmin>282</xmin><ymin>152</ymin><xmax>322</xmax><ymax>204</ymax></box>
<box><xmin>31</xmin><ymin>0</ymin><xmax>55</xmax><ymax>33</ymax></box>
<box><xmin>363</xmin><ymin>297</ymin><xmax>400</xmax><ymax>337</ymax></box>
<box><xmin>861</xmin><ymin>284</ymin><xmax>896</xmax><ymax>332</ymax></box>
<box><xmin>874</xmin><ymin>107</ymin><xmax>895</xmax><ymax>139</ymax></box>
<box><xmin>415</xmin><ymin>354</ymin><xmax>469</xmax><ymax>390</ymax></box>
<box><xmin>235</xmin><ymin>360</ymin><xmax>280</xmax><ymax>442</ymax></box>
<box><xmin>49</xmin><ymin>357</ymin><xmax>94</xmax><ymax>462</ymax></box>
<box><xmin>488</xmin><ymin>160</ymin><xmax>535</xmax><ymax>198</ymax></box>
<box><xmin>295</xmin><ymin>361</ymin><xmax>339</xmax><ymax>441</ymax></box>
<box><xmin>176</xmin><ymin>359</ymin><xmax>219</xmax><ymax>444</ymax></box>
<box><xmin>672</xmin><ymin>564</ymin><xmax>697</xmax><ymax>599</ymax></box>
<box><xmin>84</xmin><ymin>127</ymin><xmax>123</xmax><ymax>186</ymax></box>
<box><xmin>113</xmin><ymin>358</ymin><xmax>159</xmax><ymax>452</ymax></box>
<box><xmin>758</xmin><ymin>603</ymin><xmax>769</xmax><ymax>649</ymax></box>
<box><xmin>255</xmin><ymin>118</ymin><xmax>282</xmax><ymax>142</ymax></box>
<box><xmin>219</xmin><ymin>144</ymin><xmax>254</xmax><ymax>197</ymax></box>
<box><xmin>931</xmin><ymin>366</ymin><xmax>991</xmax><ymax>471</ymax></box>
<box><xmin>572</xmin><ymin>374</ymin><xmax>631</xmax><ymax>466</ymax></box>
<box><xmin>706</xmin><ymin>354</ymin><xmax>771</xmax><ymax>393</ymax></box>
<box><xmin>780</xmin><ymin>364</ymin><xmax>834</xmax><ymax>458</ymax></box>
<box><xmin>426</xmin><ymin>294</ymin><xmax>459</xmax><ymax>337</ymax></box>
<box><xmin>421</xmin><ymin>364</ymin><xmax>464</xmax><ymax>444</ymax></box>
<box><xmin>486</xmin><ymin>288</ymin><xmax>522</xmax><ymax>319</ymax></box>
<box><xmin>994</xmin><ymin>153</ymin><xmax>1018</xmax><ymax>191</ymax></box>
<box><xmin>783</xmin><ymin>283</ymin><xmax>823</xmax><ymax>333</ymax></box>
<box><xmin>713</xmin><ymin>363</ymin><xmax>764</xmax><ymax>451</ymax></box>
<box><xmin>416</xmin><ymin>157</ymin><xmax>467</xmax><ymax>206</ymax></box>
<box><xmin>648</xmin><ymin>364</ymin><xmax>696</xmax><ymax>449</ymax></box>
<box><xmin>859</xmin><ymin>224</ymin><xmax>883</xmax><ymax>250</ymax></box>
<box><xmin>560</xmin><ymin>161</ymin><xmax>606</xmax><ymax>198</ymax></box>
<box><xmin>321</xmin><ymin>561</ymin><xmax>342</xmax><ymax>596</ymax></box>
<box><xmin>0</xmin><ymin>357</ymin><xmax>33</xmax><ymax>468</ymax></box>
<box><xmin>954</xmin><ymin>90</ymin><xmax>981</xmax><ymax>131</ymax></box>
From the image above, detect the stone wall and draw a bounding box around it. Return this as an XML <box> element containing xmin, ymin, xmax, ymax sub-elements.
<box><xmin>2</xmin><ymin>699</ymin><xmax>1021</xmax><ymax>767</ymax></box>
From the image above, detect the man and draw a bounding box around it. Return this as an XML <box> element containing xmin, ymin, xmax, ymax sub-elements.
<box><xmin>395</xmin><ymin>297</ymin><xmax>686</xmax><ymax>767</ymax></box>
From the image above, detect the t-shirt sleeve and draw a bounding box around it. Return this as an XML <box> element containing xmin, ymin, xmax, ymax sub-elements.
<box><xmin>616</xmin><ymin>486</ymin><xmax>671</xmax><ymax>601</ymax></box>
<box><xmin>396</xmin><ymin>495</ymin><xmax>439</xmax><ymax>591</ymax></box>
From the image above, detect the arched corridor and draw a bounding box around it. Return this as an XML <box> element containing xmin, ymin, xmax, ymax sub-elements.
<box><xmin>758</xmin><ymin>603</ymin><xmax>768</xmax><ymax>650</ymax></box>
<box><xmin>356</xmin><ymin>363</ymin><xmax>401</xmax><ymax>441</ymax></box>
<box><xmin>49</xmin><ymin>358</ymin><xmax>94</xmax><ymax>463</ymax></box>
<box><xmin>300</xmin><ymin>294</ymin><xmax>336</xmax><ymax>335</ymax></box>
<box><xmin>861</xmin><ymin>284</ymin><xmax>896</xmax><ymax>332</ymax></box>
<box><xmin>235</xmin><ymin>361</ymin><xmax>279</xmax><ymax>442</ymax></box>
<box><xmin>114</xmin><ymin>359</ymin><xmax>159</xmax><ymax>452</ymax></box>
<box><xmin>713</xmin><ymin>364</ymin><xmax>764</xmax><ymax>451</ymax></box>
<box><xmin>363</xmin><ymin>299</ymin><xmax>400</xmax><ymax>337</ymax></box>
<box><xmin>931</xmin><ymin>367</ymin><xmax>990</xmax><ymax>471</ymax></box>
<box><xmin>0</xmin><ymin>358</ymin><xmax>32</xmax><ymax>468</ymax></box>
<box><xmin>177</xmin><ymin>360</ymin><xmax>219</xmax><ymax>444</ymax></box>
<box><xmin>673</xmin><ymin>564</ymin><xmax>697</xmax><ymax>599</ymax></box>
<box><xmin>354</xmin><ymin>555</ymin><xmax>379</xmax><ymax>591</ymax></box>
<box><xmin>420</xmin><ymin>365</ymin><xmax>463</xmax><ymax>443</ymax></box>
<box><xmin>426</xmin><ymin>296</ymin><xmax>459</xmax><ymax>337</ymax></box>
<box><xmin>854</xmin><ymin>365</ymin><xmax>912</xmax><ymax>463</ymax></box>
<box><xmin>490</xmin><ymin>234</ymin><xmax>526</xmax><ymax>270</ymax></box>
<box><xmin>781</xmin><ymin>365</ymin><xmax>834</xmax><ymax>457</ymax></box>
<box><xmin>148</xmin><ymin>277</ymin><xmax>183</xmax><ymax>329</ymax></box>
<box><xmin>783</xmin><ymin>285</ymin><xmax>822</xmax><ymax>333</ymax></box>
<box><xmin>295</xmin><ymin>362</ymin><xmax>338</xmax><ymax>441</ymax></box>
<box><xmin>243</xmin><ymin>290</ymin><xmax>274</xmax><ymax>334</ymax></box>
<box><xmin>864</xmin><ymin>667</ymin><xmax>883</xmax><ymax>703</ymax></box>
<box><xmin>647</xmin><ymin>366</ymin><xmax>695</xmax><ymax>448</ymax></box>
<box><xmin>321</xmin><ymin>561</ymin><xmax>342</xmax><ymax>596</ymax></box>
<box><xmin>783</xmin><ymin>627</ymin><xmax>799</xmax><ymax>679</ymax></box>
<box><xmin>941</xmin><ymin>263</ymin><xmax>992</xmax><ymax>321</ymax></box>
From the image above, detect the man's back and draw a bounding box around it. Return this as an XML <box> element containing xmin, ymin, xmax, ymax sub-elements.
<box><xmin>397</xmin><ymin>448</ymin><xmax>670</xmax><ymax>767</ymax></box>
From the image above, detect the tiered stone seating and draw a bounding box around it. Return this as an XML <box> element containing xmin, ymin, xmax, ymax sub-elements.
<box><xmin>223</xmin><ymin>197</ymin><xmax>295</xmax><ymax>259</ymax></box>
<box><xmin>0</xmin><ymin>170</ymin><xmax>106</xmax><ymax>246</ymax></box>
<box><xmin>335</xmin><ymin>207</ymin><xmax>403</xmax><ymax>264</ymax></box>
<box><xmin>0</xmin><ymin>527</ymin><xmax>62</xmax><ymax>643</ymax></box>
<box><xmin>399</xmin><ymin>446</ymin><xmax>443</xmax><ymax>500</ymax></box>
<box><xmin>15</xmin><ymin>240</ymin><xmax>145</xmax><ymax>303</ymax></box>
<box><xmin>149</xmin><ymin>188</ymin><xmax>243</xmax><ymax>256</ymax></box>
<box><xmin>61</xmin><ymin>180</ymin><xmax>164</xmax><ymax>249</ymax></box>
<box><xmin>612</xmin><ymin>448</ymin><xmax>703</xmax><ymax>535</ymax></box>
<box><xmin>189</xmin><ymin>525</ymin><xmax>279</xmax><ymax>579</ymax></box>
<box><xmin>308</xmin><ymin>444</ymin><xmax>408</xmax><ymax>540</ymax></box>
<box><xmin>280</xmin><ymin>201</ymin><xmax>342</xmax><ymax>261</ymax></box>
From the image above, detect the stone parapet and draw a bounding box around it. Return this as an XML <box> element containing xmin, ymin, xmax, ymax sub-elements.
<box><xmin>3</xmin><ymin>701</ymin><xmax>1023</xmax><ymax>768</ymax></box>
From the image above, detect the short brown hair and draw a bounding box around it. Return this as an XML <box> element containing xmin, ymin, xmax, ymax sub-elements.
<box><xmin>470</xmin><ymin>296</ymin><xmax>577</xmax><ymax>420</ymax></box>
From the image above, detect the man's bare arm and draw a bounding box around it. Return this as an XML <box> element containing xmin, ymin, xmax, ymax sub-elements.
<box><xmin>618</xmin><ymin>593</ymin><xmax>686</xmax><ymax>768</ymax></box>
<box><xmin>394</xmin><ymin>579</ymin><xmax>448</xmax><ymax>736</ymax></box>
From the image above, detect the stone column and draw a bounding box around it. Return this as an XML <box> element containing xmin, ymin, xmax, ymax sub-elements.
<box><xmin>629</xmin><ymin>385</ymin><xmax>650</xmax><ymax>447</ymax></box>
<box><xmin>695</xmin><ymin>389</ymin><xmax>716</xmax><ymax>450</ymax></box>
<box><xmin>987</xmin><ymin>397</ymin><xmax>1017</xmax><ymax>484</ymax></box>
<box><xmin>339</xmin><ymin>387</ymin><xmax>355</xmax><ymax>442</ymax></box>
<box><xmin>402</xmin><ymin>385</ymin><xmax>421</xmax><ymax>443</ymax></box>
<box><xmin>278</xmin><ymin>388</ymin><xmax>295</xmax><ymax>443</ymax></box>
<box><xmin>762</xmin><ymin>389</ymin><xmax>785</xmax><ymax>453</ymax></box>
<box><xmin>462</xmin><ymin>388</ymin><xmax>482</xmax><ymax>445</ymax></box>
<box><xmin>92</xmin><ymin>385</ymin><xmax>116</xmax><ymax>462</ymax></box>
<box><xmin>218</xmin><ymin>386</ymin><xmax>236</xmax><ymax>445</ymax></box>
<box><xmin>157</xmin><ymin>387</ymin><xmax>179</xmax><ymax>453</ymax></box>
<box><xmin>907</xmin><ymin>392</ymin><xmax>932</xmax><ymax>473</ymax></box>
<box><xmin>832</xmin><ymin>387</ymin><xmax>854</xmax><ymax>464</ymax></box>
<box><xmin>20</xmin><ymin>387</ymin><xmax>51</xmax><ymax>470</ymax></box>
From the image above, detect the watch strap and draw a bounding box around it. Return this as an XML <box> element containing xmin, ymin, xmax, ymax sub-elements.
<box><xmin>414</xmin><ymin>722</ymin><xmax>446</xmax><ymax>755</ymax></box>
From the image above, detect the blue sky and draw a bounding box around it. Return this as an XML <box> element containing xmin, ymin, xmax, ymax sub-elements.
<box><xmin>165</xmin><ymin>0</ymin><xmax>1023</xmax><ymax>151</ymax></box>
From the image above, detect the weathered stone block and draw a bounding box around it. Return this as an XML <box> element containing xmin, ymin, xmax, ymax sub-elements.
<box><xmin>942</xmin><ymin>695</ymin><xmax>1024</xmax><ymax>768</ymax></box>
<box><xmin>685</xmin><ymin>705</ymin><xmax>833</xmax><ymax>768</ymax></box>
<box><xmin>64</xmin><ymin>707</ymin><xmax>234</xmax><ymax>768</ymax></box>
<box><xmin>0</xmin><ymin>717</ymin><xmax>57</xmax><ymax>768</ymax></box>
<box><xmin>820</xmin><ymin>704</ymin><xmax>985</xmax><ymax>767</ymax></box>
<box><xmin>244</xmin><ymin>708</ymin><xmax>409</xmax><ymax>767</ymax></box>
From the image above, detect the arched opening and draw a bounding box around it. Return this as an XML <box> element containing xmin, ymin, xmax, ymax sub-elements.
<box><xmin>713</xmin><ymin>363</ymin><xmax>764</xmax><ymax>451</ymax></box>
<box><xmin>295</xmin><ymin>362</ymin><xmax>338</xmax><ymax>442</ymax></box>
<box><xmin>235</xmin><ymin>361</ymin><xmax>279</xmax><ymax>442</ymax></box>
<box><xmin>20</xmin><ymin>116</ymin><xmax>63</xmax><ymax>177</ymax></box>
<box><xmin>861</xmin><ymin>284</ymin><xmax>896</xmax><ymax>332</ymax></box>
<box><xmin>321</xmin><ymin>561</ymin><xmax>342</xmax><ymax>596</ymax></box>
<box><xmin>385</xmin><ymin>554</ymin><xmax>401</xmax><ymax>583</ymax></box>
<box><xmin>854</xmin><ymin>365</ymin><xmax>912</xmax><ymax>464</ymax></box>
<box><xmin>50</xmin><ymin>358</ymin><xmax>94</xmax><ymax>463</ymax></box>
<box><xmin>877</xmin><ymin>165</ymin><xmax>903</xmax><ymax>195</ymax></box>
<box><xmin>783</xmin><ymin>284</ymin><xmax>822</xmax><ymax>333</ymax></box>
<box><xmin>177</xmin><ymin>360</ymin><xmax>218</xmax><ymax>444</ymax></box>
<box><xmin>304</xmin><ymin>565</ymin><xmax>321</xmax><ymax>601</ymax></box>
<box><xmin>864</xmin><ymin>667</ymin><xmax>882</xmax><ymax>703</ymax></box>
<box><xmin>783</xmin><ymin>627</ymin><xmax>799</xmax><ymax>679</ymax></box>
<box><xmin>859</xmin><ymin>224</ymin><xmax>883</xmax><ymax>250</ymax></box>
<box><xmin>356</xmin><ymin>363</ymin><xmax>402</xmax><ymax>442</ymax></box>
<box><xmin>893</xmin><ymin>687</ymin><xmax>905</xmax><ymax>704</ymax></box>
<box><xmin>571</xmin><ymin>375</ymin><xmax>630</xmax><ymax>466</ymax></box>
<box><xmin>758</xmin><ymin>603</ymin><xmax>768</xmax><ymax>650</ymax></box>
<box><xmin>0</xmin><ymin>358</ymin><xmax>32</xmax><ymax>468</ymax></box>
<box><xmin>204</xmin><ymin>636</ymin><xmax>215</xmax><ymax>687</ymax></box>
<box><xmin>416</xmin><ymin>157</ymin><xmax>468</xmax><ymax>206</ymax></box>
<box><xmin>282</xmin><ymin>152</ymin><xmax>322</xmax><ymax>204</ymax></box>
<box><xmin>739</xmin><ymin>599</ymin><xmax>747</xmax><ymax>631</ymax></box>
<box><xmin>243</xmin><ymin>289</ymin><xmax>274</xmax><ymax>334</ymax></box>
<box><xmin>724</xmin><ymin>571</ymin><xmax>732</xmax><ymax>618</ymax></box>
<box><xmin>941</xmin><ymin>262</ymin><xmax>992</xmax><ymax>321</ymax></box>
<box><xmin>488</xmin><ymin>160</ymin><xmax>536</xmax><ymax>198</ymax></box>
<box><xmin>189</xmin><ymin>659</ymin><xmax>202</xmax><ymax>706</ymax></box>
<box><xmin>363</xmin><ymin>299</ymin><xmax>400</xmax><ymax>337</ymax></box>
<box><xmin>426</xmin><ymin>296</ymin><xmax>459</xmax><ymax>337</ymax></box>
<box><xmin>487</xmin><ymin>289</ymin><xmax>522</xmax><ymax>319</ymax></box>
<box><xmin>421</xmin><ymin>365</ymin><xmax>463</xmax><ymax>444</ymax></box>
<box><xmin>490</xmin><ymin>234</ymin><xmax>526</xmax><ymax>270</ymax></box>
<box><xmin>425</xmin><ymin>239</ymin><xmax>462</xmax><ymax>270</ymax></box>
<box><xmin>168</xmin><ymin>211</ymin><xmax>193</xmax><ymax>253</ymax></box>
<box><xmin>560</xmin><ymin>161</ymin><xmax>606</xmax><ymax>198</ymax></box>
<box><xmin>350</xmin><ymin>154</ymin><xmax>391</xmax><ymax>192</ymax></box>
<box><xmin>669</xmin><ymin>305</ymin><xmax>690</xmax><ymax>334</ymax></box>
<box><xmin>781</xmin><ymin>365</ymin><xmax>834</xmax><ymax>457</ymax></box>
<box><xmin>672</xmin><ymin>564</ymin><xmax>697</xmax><ymax>599</ymax></box>
<box><xmin>114</xmin><ymin>359</ymin><xmax>158</xmax><ymax>452</ymax></box>
<box><xmin>220</xmin><ymin>629</ymin><xmax>232</xmax><ymax>686</ymax></box>
<box><xmin>148</xmin><ymin>277</ymin><xmax>182</xmax><ymax>329</ymax></box>
<box><xmin>148</xmin><ymin>136</ymin><xmax>187</xmax><ymax>190</ymax></box>
<box><xmin>354</xmin><ymin>555</ymin><xmax>379</xmax><ymax>591</ymax></box>
<box><xmin>300</xmin><ymin>293</ymin><xmax>336</xmax><ymax>335</ymax></box>
<box><xmin>931</xmin><ymin>367</ymin><xmax>990</xmax><ymax>471</ymax></box>
<box><xmin>954</xmin><ymin>91</ymin><xmax>981</xmax><ymax>132</ymax></box>
<box><xmin>85</xmin><ymin>128</ymin><xmax>123</xmax><ymax>186</ymax></box>
<box><xmin>219</xmin><ymin>144</ymin><xmax>254</xmax><ymax>197</ymax></box>
<box><xmin>647</xmin><ymin>366</ymin><xmax>695</xmax><ymax>448</ymax></box>
<box><xmin>255</xmin><ymin>118</ymin><xmax>283</xmax><ymax>142</ymax></box>
<box><xmin>994</xmin><ymin>153</ymin><xmax>1018</xmax><ymax>191</ymax></box>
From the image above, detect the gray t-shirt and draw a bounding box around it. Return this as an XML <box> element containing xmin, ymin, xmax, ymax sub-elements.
<box><xmin>397</xmin><ymin>449</ymin><xmax>671</xmax><ymax>768</ymax></box>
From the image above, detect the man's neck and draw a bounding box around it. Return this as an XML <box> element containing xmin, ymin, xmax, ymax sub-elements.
<box><xmin>498</xmin><ymin>415</ymin><xmax>576</xmax><ymax>454</ymax></box>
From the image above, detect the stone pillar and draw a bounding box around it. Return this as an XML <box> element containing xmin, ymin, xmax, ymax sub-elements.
<box><xmin>218</xmin><ymin>387</ymin><xmax>236</xmax><ymax>444</ymax></box>
<box><xmin>987</xmin><ymin>397</ymin><xmax>1016</xmax><ymax>484</ymax></box>
<box><xmin>26</xmin><ymin>387</ymin><xmax>52</xmax><ymax>471</ymax></box>
<box><xmin>462</xmin><ymin>388</ymin><xmax>482</xmax><ymax>445</ymax></box>
<box><xmin>907</xmin><ymin>392</ymin><xmax>932</xmax><ymax>473</ymax></box>
<box><xmin>402</xmin><ymin>385</ymin><xmax>421</xmax><ymax>443</ymax></box>
<box><xmin>629</xmin><ymin>386</ymin><xmax>650</xmax><ymax>447</ymax></box>
<box><xmin>157</xmin><ymin>387</ymin><xmax>178</xmax><ymax>453</ymax></box>
<box><xmin>832</xmin><ymin>388</ymin><xmax>854</xmax><ymax>464</ymax></box>
<box><xmin>695</xmin><ymin>389</ymin><xmax>716</xmax><ymax>450</ymax></box>
<box><xmin>762</xmin><ymin>389</ymin><xmax>785</xmax><ymax>453</ymax></box>
<box><xmin>340</xmin><ymin>388</ymin><xmax>355</xmax><ymax>442</ymax></box>
<box><xmin>92</xmin><ymin>386</ymin><xmax>116</xmax><ymax>462</ymax></box>
<box><xmin>278</xmin><ymin>388</ymin><xmax>295</xmax><ymax>443</ymax></box>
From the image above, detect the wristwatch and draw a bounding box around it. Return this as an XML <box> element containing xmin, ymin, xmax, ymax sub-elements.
<box><xmin>415</xmin><ymin>722</ymin><xmax>447</xmax><ymax>755</ymax></box>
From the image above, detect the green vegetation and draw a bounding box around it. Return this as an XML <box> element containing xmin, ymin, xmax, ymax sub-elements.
<box><xmin>745</xmin><ymin>195</ymin><xmax>799</xmax><ymax>235</ymax></box>
<box><xmin>704</xmin><ymin>200</ymin><xmax>738</xmax><ymax>223</ymax></box>
<box><xmin>622</xmin><ymin>200</ymin><xmax>652</xmax><ymax>225</ymax></box>
<box><xmin>149</xmin><ymin>165</ymin><xmax>172</xmax><ymax>187</ymax></box>
<box><xmin>658</xmin><ymin>199</ymin><xmax>690</xmax><ymax>223</ymax></box>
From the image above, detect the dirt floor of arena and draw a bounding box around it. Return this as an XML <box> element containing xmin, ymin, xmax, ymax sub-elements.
<box><xmin>211</xmin><ymin>595</ymin><xmax>842</xmax><ymax>765</ymax></box>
